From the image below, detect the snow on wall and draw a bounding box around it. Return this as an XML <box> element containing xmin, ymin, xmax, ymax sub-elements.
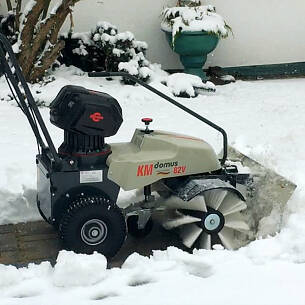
<box><xmin>0</xmin><ymin>0</ymin><xmax>305</xmax><ymax>68</ymax></box>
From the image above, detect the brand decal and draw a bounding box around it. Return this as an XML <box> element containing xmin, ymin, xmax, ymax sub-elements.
<box><xmin>173</xmin><ymin>166</ymin><xmax>186</xmax><ymax>174</ymax></box>
<box><xmin>90</xmin><ymin>112</ymin><xmax>104</xmax><ymax>122</ymax></box>
<box><xmin>137</xmin><ymin>161</ymin><xmax>187</xmax><ymax>177</ymax></box>
<box><xmin>154</xmin><ymin>161</ymin><xmax>178</xmax><ymax>169</ymax></box>
<box><xmin>137</xmin><ymin>164</ymin><xmax>153</xmax><ymax>176</ymax></box>
<box><xmin>157</xmin><ymin>171</ymin><xmax>170</xmax><ymax>176</ymax></box>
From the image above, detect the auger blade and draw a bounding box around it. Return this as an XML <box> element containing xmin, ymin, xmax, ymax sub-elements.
<box><xmin>224</xmin><ymin>212</ymin><xmax>250</xmax><ymax>232</ymax></box>
<box><xmin>204</xmin><ymin>189</ymin><xmax>227</xmax><ymax>210</ymax></box>
<box><xmin>162</xmin><ymin>212</ymin><xmax>201</xmax><ymax>230</ymax></box>
<box><xmin>219</xmin><ymin>194</ymin><xmax>247</xmax><ymax>216</ymax></box>
<box><xmin>179</xmin><ymin>223</ymin><xmax>202</xmax><ymax>248</ymax></box>
<box><xmin>218</xmin><ymin>227</ymin><xmax>240</xmax><ymax>250</ymax></box>
<box><xmin>163</xmin><ymin>195</ymin><xmax>207</xmax><ymax>212</ymax></box>
<box><xmin>198</xmin><ymin>232</ymin><xmax>211</xmax><ymax>250</ymax></box>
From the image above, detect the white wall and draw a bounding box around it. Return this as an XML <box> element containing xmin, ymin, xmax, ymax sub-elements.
<box><xmin>206</xmin><ymin>0</ymin><xmax>305</xmax><ymax>67</ymax></box>
<box><xmin>1</xmin><ymin>0</ymin><xmax>305</xmax><ymax>69</ymax></box>
<box><xmin>69</xmin><ymin>0</ymin><xmax>182</xmax><ymax>69</ymax></box>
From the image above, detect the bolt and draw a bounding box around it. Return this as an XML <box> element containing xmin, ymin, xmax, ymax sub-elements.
<box><xmin>91</xmin><ymin>230</ymin><xmax>99</xmax><ymax>237</ymax></box>
<box><xmin>69</xmin><ymin>160</ymin><xmax>75</xmax><ymax>166</ymax></box>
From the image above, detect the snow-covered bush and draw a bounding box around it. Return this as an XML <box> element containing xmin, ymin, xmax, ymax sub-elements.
<box><xmin>165</xmin><ymin>73</ymin><xmax>215</xmax><ymax>98</ymax></box>
<box><xmin>161</xmin><ymin>0</ymin><xmax>231</xmax><ymax>45</ymax></box>
<box><xmin>60</xmin><ymin>22</ymin><xmax>153</xmax><ymax>84</ymax></box>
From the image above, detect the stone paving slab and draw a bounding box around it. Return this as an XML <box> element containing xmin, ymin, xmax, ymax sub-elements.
<box><xmin>0</xmin><ymin>221</ymin><xmax>61</xmax><ymax>266</ymax></box>
<box><xmin>0</xmin><ymin>220</ymin><xmax>183</xmax><ymax>268</ymax></box>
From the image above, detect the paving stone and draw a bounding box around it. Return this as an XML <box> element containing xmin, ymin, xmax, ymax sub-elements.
<box><xmin>0</xmin><ymin>219</ymin><xmax>183</xmax><ymax>267</ymax></box>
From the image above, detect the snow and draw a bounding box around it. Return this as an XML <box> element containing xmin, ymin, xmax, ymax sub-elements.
<box><xmin>50</xmin><ymin>0</ymin><xmax>63</xmax><ymax>16</ymax></box>
<box><xmin>96</xmin><ymin>21</ymin><xmax>118</xmax><ymax>32</ymax></box>
<box><xmin>161</xmin><ymin>5</ymin><xmax>229</xmax><ymax>44</ymax></box>
<box><xmin>166</xmin><ymin>73</ymin><xmax>215</xmax><ymax>96</ymax></box>
<box><xmin>17</xmin><ymin>0</ymin><xmax>38</xmax><ymax>49</ymax></box>
<box><xmin>70</xmin><ymin>32</ymin><xmax>92</xmax><ymax>45</ymax></box>
<box><xmin>139</xmin><ymin>66</ymin><xmax>153</xmax><ymax>79</ymax></box>
<box><xmin>118</xmin><ymin>60</ymin><xmax>139</xmax><ymax>75</ymax></box>
<box><xmin>11</xmin><ymin>41</ymin><xmax>21</xmax><ymax>54</ymax></box>
<box><xmin>0</xmin><ymin>66</ymin><xmax>305</xmax><ymax>304</ymax></box>
<box><xmin>116</xmin><ymin>31</ymin><xmax>135</xmax><ymax>42</ymax></box>
<box><xmin>72</xmin><ymin>44</ymin><xmax>88</xmax><ymax>56</ymax></box>
<box><xmin>112</xmin><ymin>48</ymin><xmax>124</xmax><ymax>57</ymax></box>
<box><xmin>53</xmin><ymin>251</ymin><xmax>107</xmax><ymax>287</ymax></box>
<box><xmin>183</xmin><ymin>0</ymin><xmax>201</xmax><ymax>4</ymax></box>
<box><xmin>133</xmin><ymin>40</ymin><xmax>148</xmax><ymax>50</ymax></box>
<box><xmin>0</xmin><ymin>247</ymin><xmax>305</xmax><ymax>304</ymax></box>
<box><xmin>220</xmin><ymin>74</ymin><xmax>236</xmax><ymax>82</ymax></box>
<box><xmin>22</xmin><ymin>0</ymin><xmax>37</xmax><ymax>18</ymax></box>
<box><xmin>100</xmin><ymin>32</ymin><xmax>116</xmax><ymax>44</ymax></box>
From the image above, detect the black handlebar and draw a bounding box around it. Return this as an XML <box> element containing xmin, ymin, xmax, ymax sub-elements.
<box><xmin>88</xmin><ymin>71</ymin><xmax>228</xmax><ymax>165</ymax></box>
<box><xmin>0</xmin><ymin>33</ymin><xmax>61</xmax><ymax>166</ymax></box>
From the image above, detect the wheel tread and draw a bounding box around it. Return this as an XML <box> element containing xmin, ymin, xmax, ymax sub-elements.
<box><xmin>59</xmin><ymin>195</ymin><xmax>126</xmax><ymax>257</ymax></box>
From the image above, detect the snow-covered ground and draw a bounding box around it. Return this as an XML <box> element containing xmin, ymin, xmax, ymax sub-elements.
<box><xmin>1</xmin><ymin>67</ymin><xmax>305</xmax><ymax>304</ymax></box>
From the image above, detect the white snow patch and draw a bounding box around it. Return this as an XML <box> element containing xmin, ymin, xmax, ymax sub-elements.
<box><xmin>118</xmin><ymin>60</ymin><xmax>139</xmax><ymax>75</ymax></box>
<box><xmin>0</xmin><ymin>265</ymin><xmax>21</xmax><ymax>288</ymax></box>
<box><xmin>139</xmin><ymin>66</ymin><xmax>153</xmax><ymax>79</ymax></box>
<box><xmin>70</xmin><ymin>32</ymin><xmax>92</xmax><ymax>45</ymax></box>
<box><xmin>116</xmin><ymin>31</ymin><xmax>135</xmax><ymax>42</ymax></box>
<box><xmin>96</xmin><ymin>21</ymin><xmax>117</xmax><ymax>32</ymax></box>
<box><xmin>53</xmin><ymin>251</ymin><xmax>107</xmax><ymax>287</ymax></box>
<box><xmin>1</xmin><ymin>248</ymin><xmax>305</xmax><ymax>304</ymax></box>
<box><xmin>161</xmin><ymin>5</ymin><xmax>229</xmax><ymax>43</ymax></box>
<box><xmin>72</xmin><ymin>44</ymin><xmax>88</xmax><ymax>56</ymax></box>
<box><xmin>23</xmin><ymin>0</ymin><xmax>37</xmax><ymax>17</ymax></box>
<box><xmin>221</xmin><ymin>74</ymin><xmax>235</xmax><ymax>82</ymax></box>
<box><xmin>50</xmin><ymin>0</ymin><xmax>63</xmax><ymax>15</ymax></box>
<box><xmin>166</xmin><ymin>73</ymin><xmax>215</xmax><ymax>97</ymax></box>
<box><xmin>112</xmin><ymin>48</ymin><xmax>124</xmax><ymax>57</ymax></box>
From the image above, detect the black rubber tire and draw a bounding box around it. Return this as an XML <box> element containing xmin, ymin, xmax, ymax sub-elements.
<box><xmin>127</xmin><ymin>215</ymin><xmax>153</xmax><ymax>238</ymax></box>
<box><xmin>59</xmin><ymin>196</ymin><xmax>126</xmax><ymax>258</ymax></box>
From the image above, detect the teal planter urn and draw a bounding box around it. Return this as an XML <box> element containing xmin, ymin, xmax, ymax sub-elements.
<box><xmin>163</xmin><ymin>30</ymin><xmax>219</xmax><ymax>80</ymax></box>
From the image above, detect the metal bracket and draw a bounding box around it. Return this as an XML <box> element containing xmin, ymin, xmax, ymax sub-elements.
<box><xmin>137</xmin><ymin>209</ymin><xmax>152</xmax><ymax>229</ymax></box>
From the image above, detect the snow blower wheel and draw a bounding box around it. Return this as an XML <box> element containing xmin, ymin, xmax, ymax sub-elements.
<box><xmin>0</xmin><ymin>33</ymin><xmax>296</xmax><ymax>258</ymax></box>
<box><xmin>59</xmin><ymin>196</ymin><xmax>126</xmax><ymax>257</ymax></box>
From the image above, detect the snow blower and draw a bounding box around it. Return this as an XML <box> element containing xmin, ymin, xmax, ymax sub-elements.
<box><xmin>0</xmin><ymin>34</ymin><xmax>296</xmax><ymax>258</ymax></box>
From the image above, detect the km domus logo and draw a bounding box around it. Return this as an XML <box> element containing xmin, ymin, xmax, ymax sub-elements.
<box><xmin>137</xmin><ymin>161</ymin><xmax>180</xmax><ymax>177</ymax></box>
